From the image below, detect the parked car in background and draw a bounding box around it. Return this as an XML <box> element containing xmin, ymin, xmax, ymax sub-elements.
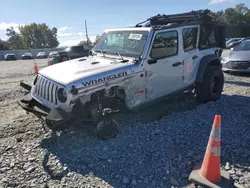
<box><xmin>226</xmin><ymin>38</ymin><xmax>243</xmax><ymax>49</ymax></box>
<box><xmin>48</xmin><ymin>45</ymin><xmax>91</xmax><ymax>65</ymax></box>
<box><xmin>222</xmin><ymin>39</ymin><xmax>250</xmax><ymax>73</ymax></box>
<box><xmin>48</xmin><ymin>51</ymin><xmax>59</xmax><ymax>58</ymax></box>
<box><xmin>22</xmin><ymin>52</ymin><xmax>33</xmax><ymax>59</ymax></box>
<box><xmin>4</xmin><ymin>54</ymin><xmax>17</xmax><ymax>61</ymax></box>
<box><xmin>36</xmin><ymin>52</ymin><xmax>47</xmax><ymax>59</ymax></box>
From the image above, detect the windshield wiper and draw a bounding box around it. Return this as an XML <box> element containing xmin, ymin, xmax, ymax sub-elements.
<box><xmin>116</xmin><ymin>52</ymin><xmax>130</xmax><ymax>63</ymax></box>
<box><xmin>116</xmin><ymin>52</ymin><xmax>124</xmax><ymax>60</ymax></box>
<box><xmin>95</xmin><ymin>50</ymin><xmax>106</xmax><ymax>57</ymax></box>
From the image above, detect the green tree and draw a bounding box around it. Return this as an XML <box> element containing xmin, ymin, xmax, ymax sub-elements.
<box><xmin>78</xmin><ymin>40</ymin><xmax>92</xmax><ymax>46</ymax></box>
<box><xmin>0</xmin><ymin>39</ymin><xmax>9</xmax><ymax>50</ymax></box>
<box><xmin>211</xmin><ymin>4</ymin><xmax>249</xmax><ymax>26</ymax></box>
<box><xmin>245</xmin><ymin>10</ymin><xmax>250</xmax><ymax>24</ymax></box>
<box><xmin>6</xmin><ymin>27</ymin><xmax>26</xmax><ymax>49</ymax></box>
<box><xmin>94</xmin><ymin>35</ymin><xmax>100</xmax><ymax>45</ymax></box>
<box><xmin>19</xmin><ymin>23</ymin><xmax>59</xmax><ymax>48</ymax></box>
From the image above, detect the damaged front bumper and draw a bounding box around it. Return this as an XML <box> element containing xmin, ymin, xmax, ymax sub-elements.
<box><xmin>17</xmin><ymin>81</ymin><xmax>74</xmax><ymax>122</ymax></box>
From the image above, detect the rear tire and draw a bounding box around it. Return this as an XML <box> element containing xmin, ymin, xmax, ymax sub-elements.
<box><xmin>61</xmin><ymin>56</ymin><xmax>68</xmax><ymax>62</ymax></box>
<box><xmin>195</xmin><ymin>65</ymin><xmax>224</xmax><ymax>103</ymax></box>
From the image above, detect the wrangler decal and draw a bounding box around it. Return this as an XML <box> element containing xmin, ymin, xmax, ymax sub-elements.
<box><xmin>82</xmin><ymin>71</ymin><xmax>128</xmax><ymax>87</ymax></box>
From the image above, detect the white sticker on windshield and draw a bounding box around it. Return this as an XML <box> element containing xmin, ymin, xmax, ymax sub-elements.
<box><xmin>128</xmin><ymin>33</ymin><xmax>143</xmax><ymax>40</ymax></box>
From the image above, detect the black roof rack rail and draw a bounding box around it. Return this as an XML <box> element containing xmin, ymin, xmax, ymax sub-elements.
<box><xmin>135</xmin><ymin>9</ymin><xmax>213</xmax><ymax>27</ymax></box>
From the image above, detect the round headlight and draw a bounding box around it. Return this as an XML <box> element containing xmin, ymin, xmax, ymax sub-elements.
<box><xmin>57</xmin><ymin>88</ymin><xmax>67</xmax><ymax>103</ymax></box>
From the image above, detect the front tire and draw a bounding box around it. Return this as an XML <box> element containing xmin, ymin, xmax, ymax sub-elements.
<box><xmin>95</xmin><ymin>117</ymin><xmax>118</xmax><ymax>140</ymax></box>
<box><xmin>45</xmin><ymin>119</ymin><xmax>67</xmax><ymax>132</ymax></box>
<box><xmin>195</xmin><ymin>65</ymin><xmax>224</xmax><ymax>103</ymax></box>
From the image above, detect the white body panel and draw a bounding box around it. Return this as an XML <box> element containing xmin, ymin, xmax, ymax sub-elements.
<box><xmin>145</xmin><ymin>27</ymin><xmax>184</xmax><ymax>99</ymax></box>
<box><xmin>29</xmin><ymin>26</ymin><xmax>221</xmax><ymax>113</ymax></box>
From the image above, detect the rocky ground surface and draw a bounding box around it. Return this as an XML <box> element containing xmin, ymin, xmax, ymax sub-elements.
<box><xmin>0</xmin><ymin>57</ymin><xmax>249</xmax><ymax>188</ymax></box>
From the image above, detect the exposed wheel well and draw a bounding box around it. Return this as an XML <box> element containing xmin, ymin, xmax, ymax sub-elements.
<box><xmin>196</xmin><ymin>54</ymin><xmax>222</xmax><ymax>84</ymax></box>
<box><xmin>90</xmin><ymin>86</ymin><xmax>126</xmax><ymax>101</ymax></box>
<box><xmin>86</xmin><ymin>86</ymin><xmax>127</xmax><ymax>120</ymax></box>
<box><xmin>209</xmin><ymin>59</ymin><xmax>221</xmax><ymax>67</ymax></box>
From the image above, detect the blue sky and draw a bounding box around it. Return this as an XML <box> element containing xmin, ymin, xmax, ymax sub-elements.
<box><xmin>0</xmin><ymin>0</ymin><xmax>249</xmax><ymax>47</ymax></box>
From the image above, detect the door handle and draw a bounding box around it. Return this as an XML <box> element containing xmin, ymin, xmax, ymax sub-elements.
<box><xmin>172</xmin><ymin>62</ymin><xmax>182</xmax><ymax>67</ymax></box>
<box><xmin>192</xmin><ymin>55</ymin><xmax>198</xmax><ymax>60</ymax></box>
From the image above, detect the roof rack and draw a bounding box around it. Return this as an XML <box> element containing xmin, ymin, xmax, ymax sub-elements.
<box><xmin>135</xmin><ymin>9</ymin><xmax>213</xmax><ymax>27</ymax></box>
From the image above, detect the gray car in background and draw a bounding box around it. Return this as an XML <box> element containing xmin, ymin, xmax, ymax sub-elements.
<box><xmin>37</xmin><ymin>52</ymin><xmax>47</xmax><ymax>59</ymax></box>
<box><xmin>221</xmin><ymin>39</ymin><xmax>250</xmax><ymax>73</ymax></box>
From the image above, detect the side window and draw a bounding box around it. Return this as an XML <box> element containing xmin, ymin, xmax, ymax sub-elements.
<box><xmin>150</xmin><ymin>30</ymin><xmax>178</xmax><ymax>59</ymax></box>
<box><xmin>182</xmin><ymin>27</ymin><xmax>198</xmax><ymax>51</ymax></box>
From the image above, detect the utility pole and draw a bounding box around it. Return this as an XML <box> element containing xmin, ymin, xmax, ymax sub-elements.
<box><xmin>85</xmin><ymin>20</ymin><xmax>89</xmax><ymax>46</ymax></box>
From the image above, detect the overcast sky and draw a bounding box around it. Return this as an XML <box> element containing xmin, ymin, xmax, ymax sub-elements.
<box><xmin>0</xmin><ymin>0</ymin><xmax>249</xmax><ymax>47</ymax></box>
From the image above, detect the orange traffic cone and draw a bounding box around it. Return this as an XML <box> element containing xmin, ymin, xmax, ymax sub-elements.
<box><xmin>34</xmin><ymin>62</ymin><xmax>38</xmax><ymax>73</ymax></box>
<box><xmin>188</xmin><ymin>115</ymin><xmax>232</xmax><ymax>188</ymax></box>
<box><xmin>200</xmin><ymin>115</ymin><xmax>222</xmax><ymax>182</ymax></box>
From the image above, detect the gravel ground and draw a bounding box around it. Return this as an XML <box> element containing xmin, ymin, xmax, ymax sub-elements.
<box><xmin>0</xmin><ymin>56</ymin><xmax>250</xmax><ymax>188</ymax></box>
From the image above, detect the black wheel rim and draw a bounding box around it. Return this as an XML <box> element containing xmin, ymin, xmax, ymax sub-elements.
<box><xmin>96</xmin><ymin>119</ymin><xmax>118</xmax><ymax>139</ymax></box>
<box><xmin>211</xmin><ymin>75</ymin><xmax>221</xmax><ymax>96</ymax></box>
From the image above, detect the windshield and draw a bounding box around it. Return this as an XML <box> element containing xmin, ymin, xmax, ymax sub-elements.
<box><xmin>93</xmin><ymin>30</ymin><xmax>149</xmax><ymax>57</ymax></box>
<box><xmin>234</xmin><ymin>40</ymin><xmax>250</xmax><ymax>51</ymax></box>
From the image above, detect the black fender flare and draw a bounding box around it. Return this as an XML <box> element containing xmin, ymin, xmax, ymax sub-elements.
<box><xmin>195</xmin><ymin>54</ymin><xmax>221</xmax><ymax>84</ymax></box>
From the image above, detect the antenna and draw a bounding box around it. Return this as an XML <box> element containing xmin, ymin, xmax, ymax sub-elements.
<box><xmin>85</xmin><ymin>20</ymin><xmax>89</xmax><ymax>45</ymax></box>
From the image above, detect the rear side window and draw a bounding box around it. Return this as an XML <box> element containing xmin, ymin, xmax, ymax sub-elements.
<box><xmin>150</xmin><ymin>30</ymin><xmax>178</xmax><ymax>59</ymax></box>
<box><xmin>182</xmin><ymin>27</ymin><xmax>198</xmax><ymax>51</ymax></box>
<box><xmin>198</xmin><ymin>24</ymin><xmax>225</xmax><ymax>49</ymax></box>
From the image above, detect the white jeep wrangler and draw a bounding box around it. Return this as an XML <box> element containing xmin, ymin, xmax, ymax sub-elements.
<box><xmin>18</xmin><ymin>10</ymin><xmax>225</xmax><ymax>139</ymax></box>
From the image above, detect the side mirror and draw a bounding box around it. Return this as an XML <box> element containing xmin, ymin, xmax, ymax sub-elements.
<box><xmin>89</xmin><ymin>51</ymin><xmax>93</xmax><ymax>56</ymax></box>
<box><xmin>230</xmin><ymin>47</ymin><xmax>234</xmax><ymax>51</ymax></box>
<box><xmin>133</xmin><ymin>57</ymin><xmax>142</xmax><ymax>64</ymax></box>
<box><xmin>148</xmin><ymin>59</ymin><xmax>158</xmax><ymax>65</ymax></box>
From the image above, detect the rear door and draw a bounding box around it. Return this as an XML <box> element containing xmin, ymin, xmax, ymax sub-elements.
<box><xmin>181</xmin><ymin>26</ymin><xmax>200</xmax><ymax>86</ymax></box>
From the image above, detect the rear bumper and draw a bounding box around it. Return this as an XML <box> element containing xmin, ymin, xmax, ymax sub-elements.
<box><xmin>222</xmin><ymin>67</ymin><xmax>250</xmax><ymax>73</ymax></box>
<box><xmin>48</xmin><ymin>57</ymin><xmax>61</xmax><ymax>65</ymax></box>
<box><xmin>222</xmin><ymin>60</ymin><xmax>250</xmax><ymax>72</ymax></box>
<box><xmin>18</xmin><ymin>81</ymin><xmax>74</xmax><ymax>122</ymax></box>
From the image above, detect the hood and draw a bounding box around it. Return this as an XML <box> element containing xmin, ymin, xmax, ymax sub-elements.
<box><xmin>228</xmin><ymin>50</ymin><xmax>250</xmax><ymax>61</ymax></box>
<box><xmin>38</xmin><ymin>56</ymin><xmax>134</xmax><ymax>85</ymax></box>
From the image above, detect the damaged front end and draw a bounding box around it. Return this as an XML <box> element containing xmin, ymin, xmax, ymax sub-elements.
<box><xmin>17</xmin><ymin>81</ymin><xmax>121</xmax><ymax>139</ymax></box>
<box><xmin>18</xmin><ymin>81</ymin><xmax>75</xmax><ymax>123</ymax></box>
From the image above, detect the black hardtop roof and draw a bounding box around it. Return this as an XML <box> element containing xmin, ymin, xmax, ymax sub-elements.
<box><xmin>135</xmin><ymin>9</ymin><xmax>224</xmax><ymax>30</ymax></box>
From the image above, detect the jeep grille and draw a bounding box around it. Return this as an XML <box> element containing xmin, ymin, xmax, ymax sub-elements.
<box><xmin>33</xmin><ymin>75</ymin><xmax>59</xmax><ymax>105</ymax></box>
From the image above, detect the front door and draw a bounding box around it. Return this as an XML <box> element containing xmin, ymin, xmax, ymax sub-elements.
<box><xmin>145</xmin><ymin>29</ymin><xmax>184</xmax><ymax>99</ymax></box>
